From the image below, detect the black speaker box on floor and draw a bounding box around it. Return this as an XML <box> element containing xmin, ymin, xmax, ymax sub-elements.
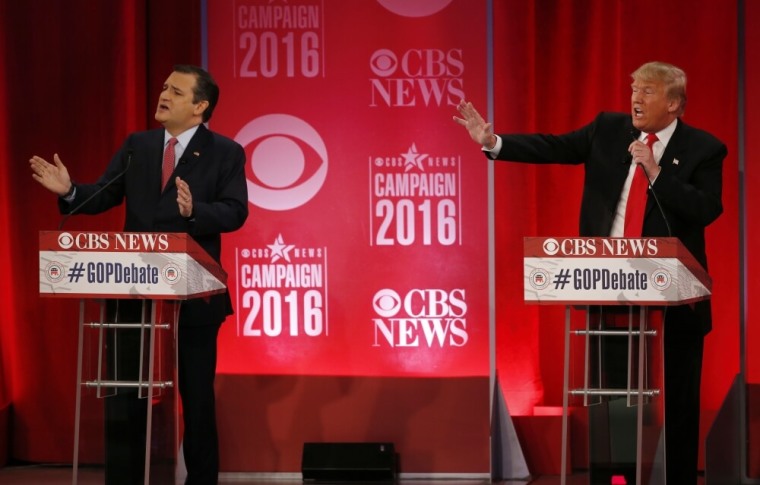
<box><xmin>301</xmin><ymin>442</ymin><xmax>397</xmax><ymax>482</ymax></box>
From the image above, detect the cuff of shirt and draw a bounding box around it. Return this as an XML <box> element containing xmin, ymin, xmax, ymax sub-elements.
<box><xmin>61</xmin><ymin>185</ymin><xmax>76</xmax><ymax>202</ymax></box>
<box><xmin>481</xmin><ymin>135</ymin><xmax>502</xmax><ymax>156</ymax></box>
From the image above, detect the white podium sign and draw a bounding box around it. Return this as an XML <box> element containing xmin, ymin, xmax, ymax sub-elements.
<box><xmin>39</xmin><ymin>231</ymin><xmax>227</xmax><ymax>300</ymax></box>
<box><xmin>523</xmin><ymin>237</ymin><xmax>711</xmax><ymax>306</ymax></box>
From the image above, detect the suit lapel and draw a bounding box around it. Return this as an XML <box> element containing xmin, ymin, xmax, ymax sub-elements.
<box><xmin>657</xmin><ymin>118</ymin><xmax>686</xmax><ymax>178</ymax></box>
<box><xmin>176</xmin><ymin>124</ymin><xmax>210</xmax><ymax>183</ymax></box>
<box><xmin>645</xmin><ymin>119</ymin><xmax>685</xmax><ymax>215</ymax></box>
<box><xmin>613</xmin><ymin>121</ymin><xmax>639</xmax><ymax>193</ymax></box>
<box><xmin>151</xmin><ymin>131</ymin><xmax>165</xmax><ymax>194</ymax></box>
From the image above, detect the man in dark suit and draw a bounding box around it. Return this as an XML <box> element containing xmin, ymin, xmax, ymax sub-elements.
<box><xmin>30</xmin><ymin>64</ymin><xmax>248</xmax><ymax>484</ymax></box>
<box><xmin>454</xmin><ymin>61</ymin><xmax>726</xmax><ymax>483</ymax></box>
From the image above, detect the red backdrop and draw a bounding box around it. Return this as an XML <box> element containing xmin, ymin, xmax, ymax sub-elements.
<box><xmin>492</xmin><ymin>0</ymin><xmax>740</xmax><ymax>408</ymax></box>
<box><xmin>744</xmin><ymin>0</ymin><xmax>760</xmax><ymax>475</ymax></box>
<box><xmin>0</xmin><ymin>0</ymin><xmax>752</xmax><ymax>476</ymax></box>
<box><xmin>0</xmin><ymin>0</ymin><xmax>200</xmax><ymax>464</ymax></box>
<box><xmin>492</xmin><ymin>0</ymin><xmax>742</xmax><ymax>470</ymax></box>
<box><xmin>206</xmin><ymin>0</ymin><xmax>491</xmax><ymax>379</ymax></box>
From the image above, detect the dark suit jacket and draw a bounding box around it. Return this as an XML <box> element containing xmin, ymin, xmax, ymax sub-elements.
<box><xmin>59</xmin><ymin>124</ymin><xmax>249</xmax><ymax>326</ymax></box>
<box><xmin>493</xmin><ymin>112</ymin><xmax>727</xmax><ymax>334</ymax></box>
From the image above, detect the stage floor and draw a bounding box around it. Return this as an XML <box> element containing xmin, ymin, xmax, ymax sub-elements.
<box><xmin>0</xmin><ymin>464</ymin><xmax>707</xmax><ymax>484</ymax></box>
<box><xmin>0</xmin><ymin>464</ymin><xmax>591</xmax><ymax>485</ymax></box>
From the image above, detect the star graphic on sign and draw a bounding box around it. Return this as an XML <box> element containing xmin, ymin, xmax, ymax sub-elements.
<box><xmin>268</xmin><ymin>234</ymin><xmax>295</xmax><ymax>263</ymax></box>
<box><xmin>401</xmin><ymin>143</ymin><xmax>428</xmax><ymax>172</ymax></box>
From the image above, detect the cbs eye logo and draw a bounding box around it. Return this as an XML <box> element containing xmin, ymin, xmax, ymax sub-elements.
<box><xmin>373</xmin><ymin>289</ymin><xmax>401</xmax><ymax>318</ymax></box>
<box><xmin>235</xmin><ymin>114</ymin><xmax>328</xmax><ymax>211</ymax></box>
<box><xmin>58</xmin><ymin>232</ymin><xmax>74</xmax><ymax>249</ymax></box>
<box><xmin>370</xmin><ymin>49</ymin><xmax>398</xmax><ymax>77</ymax></box>
<box><xmin>542</xmin><ymin>238</ymin><xmax>560</xmax><ymax>256</ymax></box>
<box><xmin>377</xmin><ymin>0</ymin><xmax>453</xmax><ymax>17</ymax></box>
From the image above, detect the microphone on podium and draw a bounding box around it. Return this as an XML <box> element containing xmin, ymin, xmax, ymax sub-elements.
<box><xmin>57</xmin><ymin>149</ymin><xmax>133</xmax><ymax>230</ymax></box>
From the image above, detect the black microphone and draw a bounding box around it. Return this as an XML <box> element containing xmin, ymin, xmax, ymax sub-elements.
<box><xmin>626</xmin><ymin>130</ymin><xmax>672</xmax><ymax>237</ymax></box>
<box><xmin>636</xmin><ymin>162</ymin><xmax>672</xmax><ymax>237</ymax></box>
<box><xmin>57</xmin><ymin>149</ymin><xmax>133</xmax><ymax>230</ymax></box>
<box><xmin>622</xmin><ymin>128</ymin><xmax>640</xmax><ymax>164</ymax></box>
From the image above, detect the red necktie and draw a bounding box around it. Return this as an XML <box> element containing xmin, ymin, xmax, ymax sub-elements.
<box><xmin>623</xmin><ymin>133</ymin><xmax>658</xmax><ymax>237</ymax></box>
<box><xmin>161</xmin><ymin>137</ymin><xmax>178</xmax><ymax>189</ymax></box>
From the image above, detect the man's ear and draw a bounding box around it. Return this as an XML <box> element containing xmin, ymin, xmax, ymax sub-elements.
<box><xmin>194</xmin><ymin>100</ymin><xmax>210</xmax><ymax>117</ymax></box>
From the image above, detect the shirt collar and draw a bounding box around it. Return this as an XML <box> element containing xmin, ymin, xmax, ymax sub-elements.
<box><xmin>164</xmin><ymin>124</ymin><xmax>201</xmax><ymax>149</ymax></box>
<box><xmin>640</xmin><ymin>118</ymin><xmax>678</xmax><ymax>147</ymax></box>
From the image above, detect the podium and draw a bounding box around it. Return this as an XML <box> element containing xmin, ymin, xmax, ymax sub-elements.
<box><xmin>523</xmin><ymin>237</ymin><xmax>711</xmax><ymax>485</ymax></box>
<box><xmin>38</xmin><ymin>230</ymin><xmax>227</xmax><ymax>484</ymax></box>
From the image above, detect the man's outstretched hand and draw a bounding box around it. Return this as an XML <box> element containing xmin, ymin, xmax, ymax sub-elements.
<box><xmin>453</xmin><ymin>99</ymin><xmax>496</xmax><ymax>149</ymax></box>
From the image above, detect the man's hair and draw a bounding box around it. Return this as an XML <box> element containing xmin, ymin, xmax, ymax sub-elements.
<box><xmin>173</xmin><ymin>64</ymin><xmax>220</xmax><ymax>122</ymax></box>
<box><xmin>631</xmin><ymin>61</ymin><xmax>687</xmax><ymax>116</ymax></box>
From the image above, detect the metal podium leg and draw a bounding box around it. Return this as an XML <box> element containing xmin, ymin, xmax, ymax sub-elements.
<box><xmin>70</xmin><ymin>299</ymin><xmax>177</xmax><ymax>485</ymax></box>
<box><xmin>561</xmin><ymin>305</ymin><xmax>571</xmax><ymax>485</ymax></box>
<box><xmin>143</xmin><ymin>300</ymin><xmax>157</xmax><ymax>485</ymax></box>
<box><xmin>636</xmin><ymin>307</ymin><xmax>646</xmax><ymax>485</ymax></box>
<box><xmin>72</xmin><ymin>299</ymin><xmax>85</xmax><ymax>485</ymax></box>
<box><xmin>567</xmin><ymin>306</ymin><xmax>665</xmax><ymax>485</ymax></box>
<box><xmin>144</xmin><ymin>300</ymin><xmax>180</xmax><ymax>485</ymax></box>
<box><xmin>141</xmin><ymin>299</ymin><xmax>179</xmax><ymax>485</ymax></box>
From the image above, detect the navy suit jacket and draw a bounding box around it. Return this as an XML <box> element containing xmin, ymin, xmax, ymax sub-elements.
<box><xmin>60</xmin><ymin>124</ymin><xmax>249</xmax><ymax>326</ymax></box>
<box><xmin>493</xmin><ymin>112</ymin><xmax>726</xmax><ymax>335</ymax></box>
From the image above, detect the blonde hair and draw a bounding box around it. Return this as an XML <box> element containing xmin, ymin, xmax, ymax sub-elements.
<box><xmin>632</xmin><ymin>61</ymin><xmax>687</xmax><ymax>116</ymax></box>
